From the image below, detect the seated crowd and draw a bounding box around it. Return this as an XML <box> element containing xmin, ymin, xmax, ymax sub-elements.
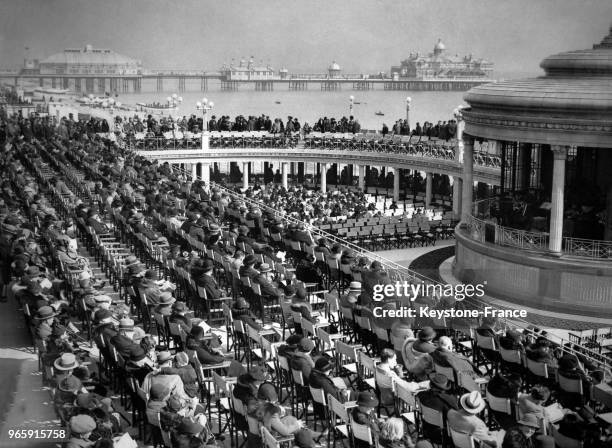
<box><xmin>1</xmin><ymin>111</ymin><xmax>612</xmax><ymax>448</ymax></box>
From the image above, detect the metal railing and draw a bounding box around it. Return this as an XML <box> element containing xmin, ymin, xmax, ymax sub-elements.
<box><xmin>125</xmin><ymin>133</ymin><xmax>501</xmax><ymax>170</ymax></box>
<box><xmin>564</xmin><ymin>237</ymin><xmax>612</xmax><ymax>259</ymax></box>
<box><xmin>470</xmin><ymin>197</ymin><xmax>612</xmax><ymax>259</ymax></box>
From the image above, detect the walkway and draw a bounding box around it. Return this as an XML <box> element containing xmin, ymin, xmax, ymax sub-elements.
<box><xmin>0</xmin><ymin>296</ymin><xmax>61</xmax><ymax>447</ymax></box>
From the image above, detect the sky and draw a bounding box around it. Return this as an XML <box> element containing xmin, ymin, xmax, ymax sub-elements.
<box><xmin>0</xmin><ymin>0</ymin><xmax>611</xmax><ymax>77</ymax></box>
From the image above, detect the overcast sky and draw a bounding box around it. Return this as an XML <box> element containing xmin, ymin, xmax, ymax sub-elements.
<box><xmin>1</xmin><ymin>0</ymin><xmax>611</xmax><ymax>76</ymax></box>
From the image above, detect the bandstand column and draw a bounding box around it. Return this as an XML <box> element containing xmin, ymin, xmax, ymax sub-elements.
<box><xmin>549</xmin><ymin>145</ymin><xmax>568</xmax><ymax>254</ymax></box>
<box><xmin>242</xmin><ymin>162</ymin><xmax>249</xmax><ymax>190</ymax></box>
<box><xmin>461</xmin><ymin>135</ymin><xmax>474</xmax><ymax>221</ymax></box>
<box><xmin>201</xmin><ymin>163</ymin><xmax>210</xmax><ymax>184</ymax></box>
<box><xmin>320</xmin><ymin>163</ymin><xmax>328</xmax><ymax>193</ymax></box>
<box><xmin>191</xmin><ymin>163</ymin><xmax>198</xmax><ymax>181</ymax></box>
<box><xmin>358</xmin><ymin>165</ymin><xmax>366</xmax><ymax>190</ymax></box>
<box><xmin>281</xmin><ymin>162</ymin><xmax>289</xmax><ymax>189</ymax></box>
<box><xmin>393</xmin><ymin>167</ymin><xmax>400</xmax><ymax>202</ymax></box>
<box><xmin>425</xmin><ymin>172</ymin><xmax>433</xmax><ymax>208</ymax></box>
<box><xmin>453</xmin><ymin>177</ymin><xmax>463</xmax><ymax>217</ymax></box>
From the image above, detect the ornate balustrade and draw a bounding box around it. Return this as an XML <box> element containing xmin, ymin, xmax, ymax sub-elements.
<box><xmin>468</xmin><ymin>198</ymin><xmax>611</xmax><ymax>259</ymax></box>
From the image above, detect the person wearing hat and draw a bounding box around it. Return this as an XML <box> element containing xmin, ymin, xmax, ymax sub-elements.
<box><xmin>55</xmin><ymin>375</ymin><xmax>85</xmax><ymax>408</ymax></box>
<box><xmin>309</xmin><ymin>356</ymin><xmax>352</xmax><ymax>413</ymax></box>
<box><xmin>518</xmin><ymin>385</ymin><xmax>551</xmax><ymax>424</ymax></box>
<box><xmin>169</xmin><ymin>300</ymin><xmax>197</xmax><ymax>334</ymax></box>
<box><xmin>142</xmin><ymin>351</ymin><xmax>193</xmax><ymax>406</ymax></box>
<box><xmin>252</xmin><ymin>262</ymin><xmax>283</xmax><ymax>301</ymax></box>
<box><xmin>293</xmin><ymin>222</ymin><xmax>314</xmax><ymax>246</ymax></box>
<box><xmin>289</xmin><ymin>289</ymin><xmax>316</xmax><ymax>331</ymax></box>
<box><xmin>109</xmin><ymin>318</ymin><xmax>139</xmax><ymax>358</ymax></box>
<box><xmin>416</xmin><ymin>373</ymin><xmax>458</xmax><ymax>442</ymax></box>
<box><xmin>205</xmin><ymin>223</ymin><xmax>221</xmax><ymax>247</ymax></box>
<box><xmin>314</xmin><ymin>237</ymin><xmax>331</xmax><ymax>258</ymax></box>
<box><xmin>34</xmin><ymin>305</ymin><xmax>58</xmax><ymax>340</ymax></box>
<box><xmin>231</xmin><ymin>297</ymin><xmax>262</xmax><ymax>331</ymax></box>
<box><xmin>140</xmin><ymin>269</ymin><xmax>174</xmax><ymax>306</ymax></box>
<box><xmin>66</xmin><ymin>414</ymin><xmax>97</xmax><ymax>448</ymax></box>
<box><xmin>360</xmin><ymin>260</ymin><xmax>387</xmax><ymax>307</ymax></box>
<box><xmin>239</xmin><ymin>254</ymin><xmax>259</xmax><ymax>280</ymax></box>
<box><xmin>232</xmin><ymin>367</ymin><xmax>268</xmax><ymax>426</ymax></box>
<box><xmin>90</xmin><ymin>294</ymin><xmax>112</xmax><ymax>319</ymax></box>
<box><xmin>153</xmin><ymin>291</ymin><xmax>176</xmax><ymax>316</ymax></box>
<box><xmin>188</xmin><ymin>217</ymin><xmax>207</xmax><ymax>242</ymax></box>
<box><xmin>193</xmin><ymin>257</ymin><xmax>226</xmax><ymax>302</ymax></box>
<box><xmin>146</xmin><ymin>382</ymin><xmax>173</xmax><ymax>424</ymax></box>
<box><xmin>290</xmin><ymin>337</ymin><xmax>316</xmax><ymax>385</ymax></box>
<box><xmin>170</xmin><ymin>419</ymin><xmax>208</xmax><ymax>448</ymax></box>
<box><xmin>339</xmin><ymin>281</ymin><xmax>362</xmax><ymax>309</ymax></box>
<box><xmin>447</xmin><ymin>391</ymin><xmax>499</xmax><ymax>447</ymax></box>
<box><xmin>277</xmin><ymin>333</ymin><xmax>303</xmax><ymax>359</ymax></box>
<box><xmin>160</xmin><ymin>351</ymin><xmax>199</xmax><ymax>399</ymax></box>
<box><xmin>351</xmin><ymin>391</ymin><xmax>383</xmax><ymax>448</ymax></box>
<box><xmin>431</xmin><ymin>336</ymin><xmax>479</xmax><ymax>377</ymax></box>
<box><xmin>93</xmin><ymin>309</ymin><xmax>118</xmax><ymax>341</ymax></box>
<box><xmin>412</xmin><ymin>327</ymin><xmax>437</xmax><ymax>355</ymax></box>
<box><xmin>236</xmin><ymin>225</ymin><xmax>254</xmax><ymax>246</ymax></box>
<box><xmin>185</xmin><ymin>326</ymin><xmax>226</xmax><ymax>365</ymax></box>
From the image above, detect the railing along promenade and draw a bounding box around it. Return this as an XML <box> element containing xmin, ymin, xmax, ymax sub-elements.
<box><xmin>467</xmin><ymin>197</ymin><xmax>612</xmax><ymax>259</ymax></box>
<box><xmin>125</xmin><ymin>132</ymin><xmax>502</xmax><ymax>169</ymax></box>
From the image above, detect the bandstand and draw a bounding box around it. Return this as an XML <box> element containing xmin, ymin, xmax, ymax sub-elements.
<box><xmin>454</xmin><ymin>27</ymin><xmax>612</xmax><ymax>317</ymax></box>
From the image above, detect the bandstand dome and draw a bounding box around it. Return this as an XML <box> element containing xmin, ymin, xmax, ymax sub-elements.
<box><xmin>329</xmin><ymin>61</ymin><xmax>341</xmax><ymax>71</ymax></box>
<box><xmin>463</xmin><ymin>27</ymin><xmax>612</xmax><ymax>148</ymax></box>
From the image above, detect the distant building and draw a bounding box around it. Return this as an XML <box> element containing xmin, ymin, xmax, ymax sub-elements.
<box><xmin>328</xmin><ymin>61</ymin><xmax>342</xmax><ymax>78</ymax></box>
<box><xmin>221</xmin><ymin>57</ymin><xmax>277</xmax><ymax>81</ymax></box>
<box><xmin>390</xmin><ymin>39</ymin><xmax>493</xmax><ymax>79</ymax></box>
<box><xmin>38</xmin><ymin>44</ymin><xmax>141</xmax><ymax>76</ymax></box>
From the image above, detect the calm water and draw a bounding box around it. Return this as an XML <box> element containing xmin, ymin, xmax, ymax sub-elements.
<box><xmin>116</xmin><ymin>88</ymin><xmax>466</xmax><ymax>131</ymax></box>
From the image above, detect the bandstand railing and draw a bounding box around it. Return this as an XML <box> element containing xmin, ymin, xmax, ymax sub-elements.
<box><xmin>469</xmin><ymin>197</ymin><xmax>612</xmax><ymax>259</ymax></box>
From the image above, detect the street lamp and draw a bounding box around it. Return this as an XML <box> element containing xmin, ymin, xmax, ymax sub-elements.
<box><xmin>405</xmin><ymin>96</ymin><xmax>412</xmax><ymax>128</ymax></box>
<box><xmin>166</xmin><ymin>93</ymin><xmax>182</xmax><ymax>109</ymax></box>
<box><xmin>453</xmin><ymin>105</ymin><xmax>464</xmax><ymax>139</ymax></box>
<box><xmin>196</xmin><ymin>97</ymin><xmax>214</xmax><ymax>132</ymax></box>
<box><xmin>349</xmin><ymin>95</ymin><xmax>354</xmax><ymax>117</ymax></box>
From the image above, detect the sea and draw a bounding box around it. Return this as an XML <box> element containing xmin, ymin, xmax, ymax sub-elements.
<box><xmin>104</xmin><ymin>71</ymin><xmax>539</xmax><ymax>130</ymax></box>
<box><xmin>116</xmin><ymin>88</ymin><xmax>466</xmax><ymax>131</ymax></box>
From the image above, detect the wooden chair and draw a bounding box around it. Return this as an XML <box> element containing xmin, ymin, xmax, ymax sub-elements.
<box><xmin>327</xmin><ymin>394</ymin><xmax>351</xmax><ymax>448</ymax></box>
<box><xmin>448</xmin><ymin>426</ymin><xmax>476</xmax><ymax>448</ymax></box>
<box><xmin>260</xmin><ymin>425</ymin><xmax>294</xmax><ymax>448</ymax></box>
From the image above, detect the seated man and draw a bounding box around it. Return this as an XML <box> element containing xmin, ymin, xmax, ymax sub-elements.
<box><xmin>447</xmin><ymin>391</ymin><xmax>499</xmax><ymax>447</ymax></box>
<box><xmin>231</xmin><ymin>297</ymin><xmax>262</xmax><ymax>331</ymax></box>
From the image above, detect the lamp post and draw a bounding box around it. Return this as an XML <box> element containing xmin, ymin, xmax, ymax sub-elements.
<box><xmin>196</xmin><ymin>97</ymin><xmax>214</xmax><ymax>151</ymax></box>
<box><xmin>196</xmin><ymin>97</ymin><xmax>214</xmax><ymax>132</ymax></box>
<box><xmin>405</xmin><ymin>96</ymin><xmax>412</xmax><ymax>128</ymax></box>
<box><xmin>166</xmin><ymin>93</ymin><xmax>183</xmax><ymax>114</ymax></box>
<box><xmin>349</xmin><ymin>95</ymin><xmax>354</xmax><ymax>117</ymax></box>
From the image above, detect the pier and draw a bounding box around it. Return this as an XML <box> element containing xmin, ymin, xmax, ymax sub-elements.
<box><xmin>0</xmin><ymin>70</ymin><xmax>490</xmax><ymax>94</ymax></box>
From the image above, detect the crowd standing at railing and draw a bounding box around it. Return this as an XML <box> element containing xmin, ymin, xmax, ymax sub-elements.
<box><xmin>2</xmin><ymin>107</ymin><xmax>612</xmax><ymax>448</ymax></box>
